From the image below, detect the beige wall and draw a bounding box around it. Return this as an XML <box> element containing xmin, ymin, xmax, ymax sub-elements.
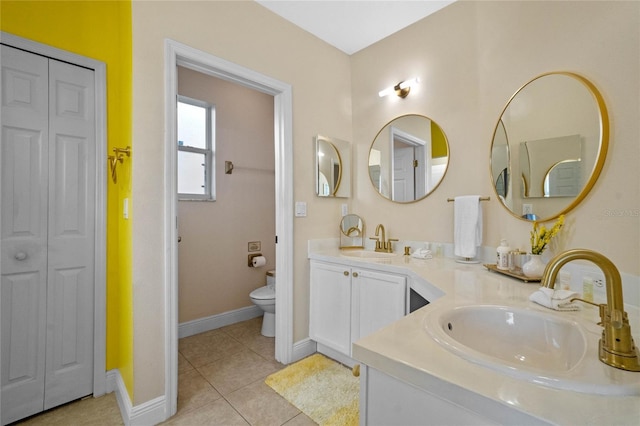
<box><xmin>351</xmin><ymin>1</ymin><xmax>639</xmax><ymax>273</ymax></box>
<box><xmin>131</xmin><ymin>0</ymin><xmax>352</xmax><ymax>404</ymax></box>
<box><xmin>130</xmin><ymin>0</ymin><xmax>638</xmax><ymax>406</ymax></box>
<box><xmin>177</xmin><ymin>67</ymin><xmax>275</xmax><ymax>323</ymax></box>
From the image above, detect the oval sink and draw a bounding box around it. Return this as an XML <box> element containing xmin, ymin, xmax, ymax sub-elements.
<box><xmin>425</xmin><ymin>304</ymin><xmax>640</xmax><ymax>395</ymax></box>
<box><xmin>431</xmin><ymin>305</ymin><xmax>586</xmax><ymax>372</ymax></box>
<box><xmin>340</xmin><ymin>250</ymin><xmax>397</xmax><ymax>259</ymax></box>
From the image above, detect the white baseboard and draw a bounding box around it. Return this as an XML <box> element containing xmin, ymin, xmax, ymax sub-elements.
<box><xmin>178</xmin><ymin>305</ymin><xmax>263</xmax><ymax>338</ymax></box>
<box><xmin>290</xmin><ymin>337</ymin><xmax>316</xmax><ymax>363</ymax></box>
<box><xmin>316</xmin><ymin>343</ymin><xmax>357</xmax><ymax>368</ymax></box>
<box><xmin>106</xmin><ymin>369</ymin><xmax>167</xmax><ymax>426</ymax></box>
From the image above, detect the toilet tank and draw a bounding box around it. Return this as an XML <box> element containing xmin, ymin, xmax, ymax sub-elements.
<box><xmin>267</xmin><ymin>270</ymin><xmax>276</xmax><ymax>288</ymax></box>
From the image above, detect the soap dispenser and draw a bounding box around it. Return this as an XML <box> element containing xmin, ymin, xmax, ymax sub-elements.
<box><xmin>496</xmin><ymin>239</ymin><xmax>511</xmax><ymax>270</ymax></box>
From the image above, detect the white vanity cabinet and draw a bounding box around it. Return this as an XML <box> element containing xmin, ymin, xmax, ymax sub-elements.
<box><xmin>309</xmin><ymin>260</ymin><xmax>406</xmax><ymax>359</ymax></box>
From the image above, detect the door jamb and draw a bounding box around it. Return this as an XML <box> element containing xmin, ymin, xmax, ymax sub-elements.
<box><xmin>163</xmin><ymin>39</ymin><xmax>294</xmax><ymax>418</ymax></box>
<box><xmin>0</xmin><ymin>32</ymin><xmax>108</xmax><ymax>397</ymax></box>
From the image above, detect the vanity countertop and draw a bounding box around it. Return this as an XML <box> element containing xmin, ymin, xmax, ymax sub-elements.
<box><xmin>309</xmin><ymin>247</ymin><xmax>640</xmax><ymax>425</ymax></box>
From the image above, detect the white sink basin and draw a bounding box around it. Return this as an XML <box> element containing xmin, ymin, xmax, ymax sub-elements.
<box><xmin>340</xmin><ymin>250</ymin><xmax>397</xmax><ymax>259</ymax></box>
<box><xmin>425</xmin><ymin>304</ymin><xmax>640</xmax><ymax>395</ymax></box>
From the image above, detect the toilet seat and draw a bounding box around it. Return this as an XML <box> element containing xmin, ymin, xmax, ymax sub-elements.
<box><xmin>250</xmin><ymin>286</ymin><xmax>274</xmax><ymax>300</ymax></box>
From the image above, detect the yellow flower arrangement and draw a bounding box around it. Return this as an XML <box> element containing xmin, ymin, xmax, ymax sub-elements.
<box><xmin>530</xmin><ymin>215</ymin><xmax>565</xmax><ymax>255</ymax></box>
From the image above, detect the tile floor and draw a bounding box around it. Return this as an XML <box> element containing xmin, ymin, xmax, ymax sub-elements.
<box><xmin>16</xmin><ymin>317</ymin><xmax>316</xmax><ymax>426</ymax></box>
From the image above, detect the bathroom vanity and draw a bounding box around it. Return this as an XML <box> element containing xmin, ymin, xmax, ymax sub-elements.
<box><xmin>308</xmin><ymin>242</ymin><xmax>640</xmax><ymax>425</ymax></box>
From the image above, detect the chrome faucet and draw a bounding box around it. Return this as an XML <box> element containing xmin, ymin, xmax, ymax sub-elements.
<box><xmin>370</xmin><ymin>224</ymin><xmax>398</xmax><ymax>253</ymax></box>
<box><xmin>541</xmin><ymin>249</ymin><xmax>640</xmax><ymax>372</ymax></box>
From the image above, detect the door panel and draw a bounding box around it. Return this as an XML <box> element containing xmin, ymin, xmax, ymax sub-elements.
<box><xmin>393</xmin><ymin>147</ymin><xmax>414</xmax><ymax>202</ymax></box>
<box><xmin>1</xmin><ymin>45</ymin><xmax>49</xmax><ymax>425</ymax></box>
<box><xmin>44</xmin><ymin>57</ymin><xmax>95</xmax><ymax>411</ymax></box>
<box><xmin>0</xmin><ymin>272</ymin><xmax>47</xmax><ymax>421</ymax></box>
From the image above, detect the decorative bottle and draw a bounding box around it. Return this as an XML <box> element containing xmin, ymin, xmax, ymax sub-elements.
<box><xmin>496</xmin><ymin>239</ymin><xmax>511</xmax><ymax>270</ymax></box>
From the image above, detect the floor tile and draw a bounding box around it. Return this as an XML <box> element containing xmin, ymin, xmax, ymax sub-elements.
<box><xmin>16</xmin><ymin>317</ymin><xmax>306</xmax><ymax>426</ymax></box>
<box><xmin>197</xmin><ymin>348</ymin><xmax>281</xmax><ymax>395</ymax></box>
<box><xmin>179</xmin><ymin>328</ymin><xmax>245</xmax><ymax>368</ymax></box>
<box><xmin>17</xmin><ymin>393</ymin><xmax>123</xmax><ymax>426</ymax></box>
<box><xmin>162</xmin><ymin>399</ymin><xmax>249</xmax><ymax>425</ymax></box>
<box><xmin>178</xmin><ymin>351</ymin><xmax>194</xmax><ymax>374</ymax></box>
<box><xmin>177</xmin><ymin>369</ymin><xmax>222</xmax><ymax>415</ymax></box>
<box><xmin>225</xmin><ymin>379</ymin><xmax>301</xmax><ymax>426</ymax></box>
<box><xmin>282</xmin><ymin>412</ymin><xmax>318</xmax><ymax>426</ymax></box>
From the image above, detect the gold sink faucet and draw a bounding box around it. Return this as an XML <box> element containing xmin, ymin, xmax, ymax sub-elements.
<box><xmin>541</xmin><ymin>249</ymin><xmax>640</xmax><ymax>372</ymax></box>
<box><xmin>370</xmin><ymin>224</ymin><xmax>398</xmax><ymax>253</ymax></box>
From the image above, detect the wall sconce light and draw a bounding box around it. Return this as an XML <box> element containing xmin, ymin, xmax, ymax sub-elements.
<box><xmin>378</xmin><ymin>77</ymin><xmax>421</xmax><ymax>98</ymax></box>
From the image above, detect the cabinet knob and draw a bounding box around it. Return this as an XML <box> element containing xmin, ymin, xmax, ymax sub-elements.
<box><xmin>352</xmin><ymin>272</ymin><xmax>359</xmax><ymax>278</ymax></box>
<box><xmin>14</xmin><ymin>252</ymin><xmax>27</xmax><ymax>261</ymax></box>
<box><xmin>343</xmin><ymin>271</ymin><xmax>349</xmax><ymax>276</ymax></box>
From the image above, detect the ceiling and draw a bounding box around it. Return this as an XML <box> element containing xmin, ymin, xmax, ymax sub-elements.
<box><xmin>255</xmin><ymin>1</ymin><xmax>456</xmax><ymax>55</ymax></box>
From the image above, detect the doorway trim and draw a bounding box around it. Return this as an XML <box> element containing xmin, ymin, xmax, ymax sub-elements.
<box><xmin>163</xmin><ymin>39</ymin><xmax>294</xmax><ymax>418</ymax></box>
<box><xmin>0</xmin><ymin>32</ymin><xmax>108</xmax><ymax>397</ymax></box>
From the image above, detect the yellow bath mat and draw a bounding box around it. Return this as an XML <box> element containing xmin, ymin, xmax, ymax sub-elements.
<box><xmin>265</xmin><ymin>353</ymin><xmax>359</xmax><ymax>426</ymax></box>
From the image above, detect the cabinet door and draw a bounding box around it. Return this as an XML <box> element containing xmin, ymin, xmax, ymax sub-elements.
<box><xmin>309</xmin><ymin>261</ymin><xmax>352</xmax><ymax>355</ymax></box>
<box><xmin>352</xmin><ymin>269</ymin><xmax>406</xmax><ymax>343</ymax></box>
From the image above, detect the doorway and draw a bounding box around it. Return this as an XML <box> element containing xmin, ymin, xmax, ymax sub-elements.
<box><xmin>175</xmin><ymin>66</ymin><xmax>276</xmax><ymax>330</ymax></box>
<box><xmin>0</xmin><ymin>34</ymin><xmax>107</xmax><ymax>425</ymax></box>
<box><xmin>164</xmin><ymin>40</ymin><xmax>293</xmax><ymax>418</ymax></box>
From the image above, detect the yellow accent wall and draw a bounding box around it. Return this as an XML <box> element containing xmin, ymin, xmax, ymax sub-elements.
<box><xmin>1</xmin><ymin>0</ymin><xmax>134</xmax><ymax>399</ymax></box>
<box><xmin>431</xmin><ymin>121</ymin><xmax>448</xmax><ymax>158</ymax></box>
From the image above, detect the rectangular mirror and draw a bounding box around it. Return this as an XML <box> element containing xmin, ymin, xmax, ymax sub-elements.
<box><xmin>315</xmin><ymin>135</ymin><xmax>351</xmax><ymax>198</ymax></box>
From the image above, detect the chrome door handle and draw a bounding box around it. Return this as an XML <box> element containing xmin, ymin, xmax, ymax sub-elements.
<box><xmin>14</xmin><ymin>252</ymin><xmax>27</xmax><ymax>261</ymax></box>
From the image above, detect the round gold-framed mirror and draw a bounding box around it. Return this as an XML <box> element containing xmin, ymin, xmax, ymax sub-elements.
<box><xmin>368</xmin><ymin>114</ymin><xmax>450</xmax><ymax>203</ymax></box>
<box><xmin>490</xmin><ymin>72</ymin><xmax>609</xmax><ymax>221</ymax></box>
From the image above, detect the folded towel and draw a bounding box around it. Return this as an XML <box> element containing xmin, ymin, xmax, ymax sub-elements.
<box><xmin>454</xmin><ymin>195</ymin><xmax>483</xmax><ymax>259</ymax></box>
<box><xmin>529</xmin><ymin>287</ymin><xmax>580</xmax><ymax>311</ymax></box>
<box><xmin>410</xmin><ymin>248</ymin><xmax>432</xmax><ymax>259</ymax></box>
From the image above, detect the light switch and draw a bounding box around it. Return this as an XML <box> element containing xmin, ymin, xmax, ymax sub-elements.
<box><xmin>295</xmin><ymin>201</ymin><xmax>307</xmax><ymax>217</ymax></box>
<box><xmin>123</xmin><ymin>198</ymin><xmax>129</xmax><ymax>219</ymax></box>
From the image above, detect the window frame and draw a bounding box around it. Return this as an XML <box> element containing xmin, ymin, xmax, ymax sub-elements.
<box><xmin>177</xmin><ymin>95</ymin><xmax>216</xmax><ymax>201</ymax></box>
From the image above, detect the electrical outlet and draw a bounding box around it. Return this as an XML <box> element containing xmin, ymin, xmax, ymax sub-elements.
<box><xmin>522</xmin><ymin>204</ymin><xmax>533</xmax><ymax>215</ymax></box>
<box><xmin>341</xmin><ymin>204</ymin><xmax>348</xmax><ymax>217</ymax></box>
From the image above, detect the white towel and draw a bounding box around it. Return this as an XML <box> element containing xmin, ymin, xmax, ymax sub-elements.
<box><xmin>410</xmin><ymin>248</ymin><xmax>432</xmax><ymax>259</ymax></box>
<box><xmin>454</xmin><ymin>195</ymin><xmax>483</xmax><ymax>259</ymax></box>
<box><xmin>529</xmin><ymin>287</ymin><xmax>580</xmax><ymax>311</ymax></box>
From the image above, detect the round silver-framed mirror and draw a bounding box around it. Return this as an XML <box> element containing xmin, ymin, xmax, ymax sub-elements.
<box><xmin>368</xmin><ymin>114</ymin><xmax>450</xmax><ymax>203</ymax></box>
<box><xmin>490</xmin><ymin>72</ymin><xmax>609</xmax><ymax>221</ymax></box>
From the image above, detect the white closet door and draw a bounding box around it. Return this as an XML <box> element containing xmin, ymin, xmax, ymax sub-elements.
<box><xmin>44</xmin><ymin>57</ymin><xmax>95</xmax><ymax>410</ymax></box>
<box><xmin>1</xmin><ymin>44</ymin><xmax>50</xmax><ymax>424</ymax></box>
<box><xmin>1</xmin><ymin>45</ymin><xmax>96</xmax><ymax>424</ymax></box>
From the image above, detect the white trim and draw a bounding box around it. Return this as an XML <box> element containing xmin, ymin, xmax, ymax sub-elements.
<box><xmin>164</xmin><ymin>39</ymin><xmax>294</xmax><ymax>421</ymax></box>
<box><xmin>106</xmin><ymin>370</ymin><xmax>166</xmax><ymax>426</ymax></box>
<box><xmin>292</xmin><ymin>337</ymin><xmax>317</xmax><ymax>362</ymax></box>
<box><xmin>178</xmin><ymin>306</ymin><xmax>262</xmax><ymax>339</ymax></box>
<box><xmin>0</xmin><ymin>32</ymin><xmax>107</xmax><ymax>397</ymax></box>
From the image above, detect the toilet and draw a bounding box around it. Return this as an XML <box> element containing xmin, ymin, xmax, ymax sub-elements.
<box><xmin>250</xmin><ymin>270</ymin><xmax>276</xmax><ymax>337</ymax></box>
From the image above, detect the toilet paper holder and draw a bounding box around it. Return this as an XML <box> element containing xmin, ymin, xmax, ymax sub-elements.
<box><xmin>248</xmin><ymin>253</ymin><xmax>263</xmax><ymax>267</ymax></box>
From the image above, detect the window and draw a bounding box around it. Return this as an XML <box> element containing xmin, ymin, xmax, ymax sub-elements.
<box><xmin>177</xmin><ymin>96</ymin><xmax>215</xmax><ymax>200</ymax></box>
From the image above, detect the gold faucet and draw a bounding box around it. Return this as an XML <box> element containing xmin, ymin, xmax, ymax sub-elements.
<box><xmin>370</xmin><ymin>224</ymin><xmax>398</xmax><ymax>253</ymax></box>
<box><xmin>541</xmin><ymin>249</ymin><xmax>640</xmax><ymax>372</ymax></box>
